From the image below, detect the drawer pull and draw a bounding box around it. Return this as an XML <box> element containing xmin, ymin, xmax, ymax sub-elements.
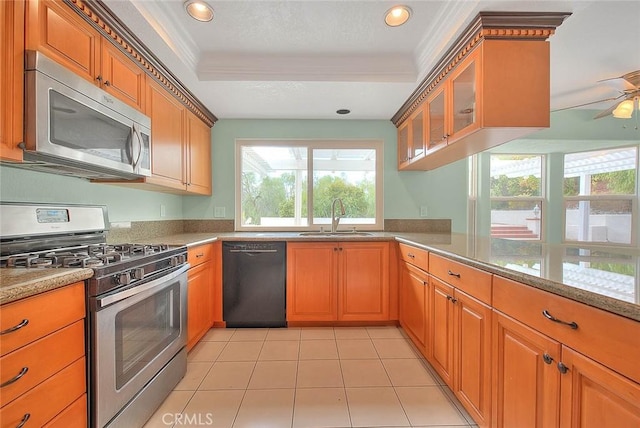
<box><xmin>195</xmin><ymin>253</ymin><xmax>204</xmax><ymax>258</ymax></box>
<box><xmin>0</xmin><ymin>319</ymin><xmax>29</xmax><ymax>335</ymax></box>
<box><xmin>1</xmin><ymin>367</ymin><xmax>29</xmax><ymax>388</ymax></box>
<box><xmin>557</xmin><ymin>362</ymin><xmax>569</xmax><ymax>374</ymax></box>
<box><xmin>16</xmin><ymin>413</ymin><xmax>30</xmax><ymax>428</ymax></box>
<box><xmin>447</xmin><ymin>270</ymin><xmax>461</xmax><ymax>278</ymax></box>
<box><xmin>407</xmin><ymin>253</ymin><xmax>415</xmax><ymax>259</ymax></box>
<box><xmin>542</xmin><ymin>353</ymin><xmax>554</xmax><ymax>364</ymax></box>
<box><xmin>542</xmin><ymin>310</ymin><xmax>578</xmax><ymax>329</ymax></box>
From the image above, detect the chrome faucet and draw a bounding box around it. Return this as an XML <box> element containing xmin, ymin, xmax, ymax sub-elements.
<box><xmin>331</xmin><ymin>198</ymin><xmax>345</xmax><ymax>233</ymax></box>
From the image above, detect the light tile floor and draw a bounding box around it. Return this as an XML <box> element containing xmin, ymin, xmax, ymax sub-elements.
<box><xmin>144</xmin><ymin>326</ymin><xmax>479</xmax><ymax>428</ymax></box>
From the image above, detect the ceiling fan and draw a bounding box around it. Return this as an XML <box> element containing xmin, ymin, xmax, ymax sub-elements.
<box><xmin>592</xmin><ymin>70</ymin><xmax>640</xmax><ymax>119</ymax></box>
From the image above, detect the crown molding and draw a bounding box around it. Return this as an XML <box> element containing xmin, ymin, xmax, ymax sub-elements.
<box><xmin>65</xmin><ymin>0</ymin><xmax>217</xmax><ymax>126</ymax></box>
<box><xmin>391</xmin><ymin>11</ymin><xmax>572</xmax><ymax>126</ymax></box>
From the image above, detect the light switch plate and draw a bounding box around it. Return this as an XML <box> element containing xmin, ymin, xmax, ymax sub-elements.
<box><xmin>214</xmin><ymin>207</ymin><xmax>226</xmax><ymax>218</ymax></box>
<box><xmin>160</xmin><ymin>205</ymin><xmax>166</xmax><ymax>217</ymax></box>
<box><xmin>420</xmin><ymin>206</ymin><xmax>428</xmax><ymax>217</ymax></box>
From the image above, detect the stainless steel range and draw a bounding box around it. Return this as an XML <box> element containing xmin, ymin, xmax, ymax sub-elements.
<box><xmin>0</xmin><ymin>203</ymin><xmax>188</xmax><ymax>428</ymax></box>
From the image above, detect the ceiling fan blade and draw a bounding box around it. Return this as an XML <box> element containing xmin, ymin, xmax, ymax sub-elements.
<box><xmin>622</xmin><ymin>70</ymin><xmax>640</xmax><ymax>89</ymax></box>
<box><xmin>597</xmin><ymin>76</ymin><xmax>636</xmax><ymax>92</ymax></box>
<box><xmin>593</xmin><ymin>103</ymin><xmax>619</xmax><ymax>119</ymax></box>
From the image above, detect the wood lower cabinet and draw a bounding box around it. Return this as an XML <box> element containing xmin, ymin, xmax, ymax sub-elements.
<box><xmin>492</xmin><ymin>310</ymin><xmax>561</xmax><ymax>428</ymax></box>
<box><xmin>0</xmin><ymin>282</ymin><xmax>87</xmax><ymax>427</ymax></box>
<box><xmin>187</xmin><ymin>243</ymin><xmax>214</xmax><ymax>350</ymax></box>
<box><xmin>431</xmin><ymin>277</ymin><xmax>455</xmax><ymax>386</ymax></box>
<box><xmin>0</xmin><ymin>0</ymin><xmax>25</xmax><ymax>161</ymax></box>
<box><xmin>286</xmin><ymin>242</ymin><xmax>390</xmax><ymax>322</ymax></box>
<box><xmin>559</xmin><ymin>347</ymin><xmax>640</xmax><ymax>428</ymax></box>
<box><xmin>399</xmin><ymin>262</ymin><xmax>429</xmax><ymax>352</ymax></box>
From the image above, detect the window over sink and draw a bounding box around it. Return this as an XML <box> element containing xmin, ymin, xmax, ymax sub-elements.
<box><xmin>235</xmin><ymin>140</ymin><xmax>383</xmax><ymax>231</ymax></box>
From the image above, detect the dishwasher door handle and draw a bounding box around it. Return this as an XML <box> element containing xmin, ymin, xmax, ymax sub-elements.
<box><xmin>229</xmin><ymin>249</ymin><xmax>279</xmax><ymax>253</ymax></box>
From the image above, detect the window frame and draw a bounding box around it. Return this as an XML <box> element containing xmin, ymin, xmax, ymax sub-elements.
<box><xmin>489</xmin><ymin>154</ymin><xmax>546</xmax><ymax>241</ymax></box>
<box><xmin>235</xmin><ymin>139</ymin><xmax>384</xmax><ymax>232</ymax></box>
<box><xmin>562</xmin><ymin>145</ymin><xmax>638</xmax><ymax>247</ymax></box>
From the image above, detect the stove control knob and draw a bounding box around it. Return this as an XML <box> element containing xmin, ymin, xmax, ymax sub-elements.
<box><xmin>132</xmin><ymin>268</ymin><xmax>145</xmax><ymax>279</ymax></box>
<box><xmin>117</xmin><ymin>272</ymin><xmax>131</xmax><ymax>285</ymax></box>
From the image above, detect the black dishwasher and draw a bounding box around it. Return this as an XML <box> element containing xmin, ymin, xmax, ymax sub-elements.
<box><xmin>223</xmin><ymin>241</ymin><xmax>286</xmax><ymax>327</ymax></box>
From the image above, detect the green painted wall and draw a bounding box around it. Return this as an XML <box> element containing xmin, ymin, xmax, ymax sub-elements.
<box><xmin>0</xmin><ymin>166</ymin><xmax>183</xmax><ymax>222</ymax></box>
<box><xmin>182</xmin><ymin>119</ymin><xmax>469</xmax><ymax>232</ymax></box>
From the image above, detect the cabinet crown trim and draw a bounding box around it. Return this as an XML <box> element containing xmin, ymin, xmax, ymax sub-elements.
<box><xmin>67</xmin><ymin>0</ymin><xmax>217</xmax><ymax>127</ymax></box>
<box><xmin>390</xmin><ymin>11</ymin><xmax>570</xmax><ymax>126</ymax></box>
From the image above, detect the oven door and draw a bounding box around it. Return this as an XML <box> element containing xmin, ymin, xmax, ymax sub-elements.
<box><xmin>91</xmin><ymin>265</ymin><xmax>188</xmax><ymax>428</ymax></box>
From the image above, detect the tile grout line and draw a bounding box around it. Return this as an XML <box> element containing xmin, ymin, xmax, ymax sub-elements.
<box><xmin>230</xmin><ymin>333</ymin><xmax>266</xmax><ymax>428</ymax></box>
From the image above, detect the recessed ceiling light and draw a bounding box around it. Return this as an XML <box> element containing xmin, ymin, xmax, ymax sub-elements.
<box><xmin>384</xmin><ymin>5</ymin><xmax>412</xmax><ymax>27</ymax></box>
<box><xmin>184</xmin><ymin>0</ymin><xmax>214</xmax><ymax>22</ymax></box>
<box><xmin>336</xmin><ymin>109</ymin><xmax>351</xmax><ymax>115</ymax></box>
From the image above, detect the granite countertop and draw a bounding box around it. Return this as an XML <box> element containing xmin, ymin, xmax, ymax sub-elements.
<box><xmin>152</xmin><ymin>231</ymin><xmax>640</xmax><ymax>322</ymax></box>
<box><xmin>3</xmin><ymin>231</ymin><xmax>639</xmax><ymax>323</ymax></box>
<box><xmin>0</xmin><ymin>268</ymin><xmax>94</xmax><ymax>305</ymax></box>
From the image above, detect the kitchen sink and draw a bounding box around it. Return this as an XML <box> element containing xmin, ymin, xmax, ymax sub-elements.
<box><xmin>298</xmin><ymin>231</ymin><xmax>374</xmax><ymax>236</ymax></box>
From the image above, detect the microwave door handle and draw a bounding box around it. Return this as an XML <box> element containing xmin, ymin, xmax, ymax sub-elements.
<box><xmin>131</xmin><ymin>125</ymin><xmax>142</xmax><ymax>171</ymax></box>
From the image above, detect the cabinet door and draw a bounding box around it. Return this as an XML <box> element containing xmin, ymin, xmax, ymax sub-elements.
<box><xmin>454</xmin><ymin>289</ymin><xmax>492</xmax><ymax>426</ymax></box>
<box><xmin>493</xmin><ymin>310</ymin><xmax>561</xmax><ymax>428</ymax></box>
<box><xmin>409</xmin><ymin>106</ymin><xmax>426</xmax><ymax>161</ymax></box>
<box><xmin>426</xmin><ymin>86</ymin><xmax>447</xmax><ymax>153</ymax></box>
<box><xmin>187</xmin><ymin>260</ymin><xmax>213</xmax><ymax>351</ymax></box>
<box><xmin>287</xmin><ymin>243</ymin><xmax>338</xmax><ymax>321</ymax></box>
<box><xmin>0</xmin><ymin>0</ymin><xmax>24</xmax><ymax>161</ymax></box>
<box><xmin>101</xmin><ymin>42</ymin><xmax>146</xmax><ymax>111</ymax></box>
<box><xmin>26</xmin><ymin>0</ymin><xmax>100</xmax><ymax>83</ymax></box>
<box><xmin>400</xmin><ymin>262</ymin><xmax>428</xmax><ymax>351</ymax></box>
<box><xmin>430</xmin><ymin>277</ymin><xmax>454</xmax><ymax>386</ymax></box>
<box><xmin>560</xmin><ymin>347</ymin><xmax>640</xmax><ymax>428</ymax></box>
<box><xmin>397</xmin><ymin>120</ymin><xmax>410</xmax><ymax>167</ymax></box>
<box><xmin>186</xmin><ymin>112</ymin><xmax>212</xmax><ymax>195</ymax></box>
<box><xmin>339</xmin><ymin>242</ymin><xmax>390</xmax><ymax>321</ymax></box>
<box><xmin>450</xmin><ymin>51</ymin><xmax>479</xmax><ymax>140</ymax></box>
<box><xmin>146</xmin><ymin>79</ymin><xmax>186</xmax><ymax>190</ymax></box>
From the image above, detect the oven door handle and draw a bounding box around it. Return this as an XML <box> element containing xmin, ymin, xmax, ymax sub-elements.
<box><xmin>97</xmin><ymin>264</ymin><xmax>189</xmax><ymax>308</ymax></box>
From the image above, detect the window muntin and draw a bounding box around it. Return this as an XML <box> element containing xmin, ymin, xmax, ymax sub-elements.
<box><xmin>563</xmin><ymin>147</ymin><xmax>637</xmax><ymax>245</ymax></box>
<box><xmin>490</xmin><ymin>155</ymin><xmax>544</xmax><ymax>240</ymax></box>
<box><xmin>237</xmin><ymin>140</ymin><xmax>383</xmax><ymax>231</ymax></box>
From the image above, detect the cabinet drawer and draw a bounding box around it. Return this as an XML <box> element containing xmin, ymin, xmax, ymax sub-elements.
<box><xmin>0</xmin><ymin>320</ymin><xmax>84</xmax><ymax>405</ymax></box>
<box><xmin>0</xmin><ymin>282</ymin><xmax>85</xmax><ymax>357</ymax></box>
<box><xmin>43</xmin><ymin>394</ymin><xmax>87</xmax><ymax>428</ymax></box>
<box><xmin>188</xmin><ymin>243</ymin><xmax>213</xmax><ymax>268</ymax></box>
<box><xmin>0</xmin><ymin>357</ymin><xmax>85</xmax><ymax>427</ymax></box>
<box><xmin>493</xmin><ymin>275</ymin><xmax>640</xmax><ymax>384</ymax></box>
<box><xmin>429</xmin><ymin>253</ymin><xmax>492</xmax><ymax>305</ymax></box>
<box><xmin>398</xmin><ymin>243</ymin><xmax>428</xmax><ymax>272</ymax></box>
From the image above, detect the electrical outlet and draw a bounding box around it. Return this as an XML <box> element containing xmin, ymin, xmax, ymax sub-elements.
<box><xmin>160</xmin><ymin>205</ymin><xmax>166</xmax><ymax>217</ymax></box>
<box><xmin>420</xmin><ymin>206</ymin><xmax>429</xmax><ymax>217</ymax></box>
<box><xmin>214</xmin><ymin>207</ymin><xmax>225</xmax><ymax>218</ymax></box>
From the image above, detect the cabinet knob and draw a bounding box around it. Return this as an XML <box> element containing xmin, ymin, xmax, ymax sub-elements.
<box><xmin>557</xmin><ymin>362</ymin><xmax>569</xmax><ymax>374</ymax></box>
<box><xmin>96</xmin><ymin>75</ymin><xmax>103</xmax><ymax>82</ymax></box>
<box><xmin>104</xmin><ymin>80</ymin><xmax>111</xmax><ymax>86</ymax></box>
<box><xmin>542</xmin><ymin>353</ymin><xmax>554</xmax><ymax>364</ymax></box>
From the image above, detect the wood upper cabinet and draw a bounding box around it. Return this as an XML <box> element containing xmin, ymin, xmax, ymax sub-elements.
<box><xmin>100</xmin><ymin>41</ymin><xmax>146</xmax><ymax>111</ymax></box>
<box><xmin>492</xmin><ymin>310</ymin><xmax>561</xmax><ymax>428</ymax></box>
<box><xmin>0</xmin><ymin>0</ymin><xmax>25</xmax><ymax>161</ymax></box>
<box><xmin>287</xmin><ymin>242</ymin><xmax>338</xmax><ymax>321</ymax></box>
<box><xmin>187</xmin><ymin>243</ymin><xmax>214</xmax><ymax>350</ymax></box>
<box><xmin>396</xmin><ymin>38</ymin><xmax>550</xmax><ymax>171</ymax></box>
<box><xmin>146</xmin><ymin>78</ymin><xmax>186</xmax><ymax>191</ymax></box>
<box><xmin>286</xmin><ymin>242</ymin><xmax>390</xmax><ymax>322</ymax></box>
<box><xmin>186</xmin><ymin>111</ymin><xmax>212</xmax><ymax>195</ymax></box>
<box><xmin>559</xmin><ymin>347</ymin><xmax>640</xmax><ymax>428</ymax></box>
<box><xmin>397</xmin><ymin>105</ymin><xmax>426</xmax><ymax>168</ymax></box>
<box><xmin>26</xmin><ymin>0</ymin><xmax>146</xmax><ymax>111</ymax></box>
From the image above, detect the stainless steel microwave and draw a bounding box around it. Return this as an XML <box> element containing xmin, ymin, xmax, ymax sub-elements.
<box><xmin>20</xmin><ymin>50</ymin><xmax>151</xmax><ymax>180</ymax></box>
